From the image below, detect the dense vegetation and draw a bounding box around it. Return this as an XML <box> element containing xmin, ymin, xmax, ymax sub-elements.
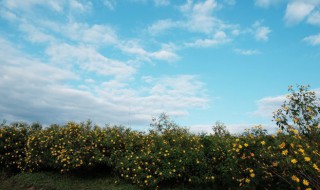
<box><xmin>1</xmin><ymin>85</ymin><xmax>319</xmax><ymax>190</ymax></box>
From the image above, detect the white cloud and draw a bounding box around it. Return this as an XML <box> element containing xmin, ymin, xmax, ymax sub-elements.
<box><xmin>284</xmin><ymin>1</ymin><xmax>315</xmax><ymax>25</ymax></box>
<box><xmin>146</xmin><ymin>0</ymin><xmax>238</xmax><ymax>50</ymax></box>
<box><xmin>149</xmin><ymin>0</ymin><xmax>236</xmax><ymax>35</ymax></box>
<box><xmin>64</xmin><ymin>23</ymin><xmax>118</xmax><ymax>45</ymax></box>
<box><xmin>180</xmin><ymin>0</ymin><xmax>219</xmax><ymax>34</ymax></box>
<box><xmin>253</xmin><ymin>88</ymin><xmax>320</xmax><ymax>120</ymax></box>
<box><xmin>151</xmin><ymin>50</ymin><xmax>180</xmax><ymax>61</ymax></box>
<box><xmin>307</xmin><ymin>11</ymin><xmax>320</xmax><ymax>26</ymax></box>
<box><xmin>228</xmin><ymin>123</ymin><xmax>277</xmax><ymax>134</ymax></box>
<box><xmin>46</xmin><ymin>43</ymin><xmax>136</xmax><ymax>79</ymax></box>
<box><xmin>223</xmin><ymin>0</ymin><xmax>236</xmax><ymax>6</ymax></box>
<box><xmin>0</xmin><ymin>0</ymin><xmax>208</xmax><ymax>127</ymax></box>
<box><xmin>254</xmin><ymin>0</ymin><xmax>284</xmax><ymax>8</ymax></box>
<box><xmin>303</xmin><ymin>33</ymin><xmax>320</xmax><ymax>45</ymax></box>
<box><xmin>148</xmin><ymin>19</ymin><xmax>180</xmax><ymax>35</ymax></box>
<box><xmin>103</xmin><ymin>0</ymin><xmax>116</xmax><ymax>10</ymax></box>
<box><xmin>234</xmin><ymin>48</ymin><xmax>261</xmax><ymax>55</ymax></box>
<box><xmin>2</xmin><ymin>0</ymin><xmax>65</xmax><ymax>12</ymax></box>
<box><xmin>154</xmin><ymin>0</ymin><xmax>170</xmax><ymax>6</ymax></box>
<box><xmin>189</xmin><ymin>124</ymin><xmax>213</xmax><ymax>134</ymax></box>
<box><xmin>189</xmin><ymin>123</ymin><xmax>276</xmax><ymax>134</ymax></box>
<box><xmin>255</xmin><ymin>27</ymin><xmax>271</xmax><ymax>41</ymax></box>
<box><xmin>0</xmin><ymin>9</ymin><xmax>17</xmax><ymax>21</ymax></box>
<box><xmin>19</xmin><ymin>22</ymin><xmax>56</xmax><ymax>43</ymax></box>
<box><xmin>254</xmin><ymin>95</ymin><xmax>287</xmax><ymax>118</ymax></box>
<box><xmin>69</xmin><ymin>0</ymin><xmax>92</xmax><ymax>12</ymax></box>
<box><xmin>0</xmin><ymin>38</ymin><xmax>208</xmax><ymax>126</ymax></box>
<box><xmin>185</xmin><ymin>31</ymin><xmax>230</xmax><ymax>47</ymax></box>
<box><xmin>118</xmin><ymin>40</ymin><xmax>179</xmax><ymax>62</ymax></box>
<box><xmin>253</xmin><ymin>21</ymin><xmax>271</xmax><ymax>41</ymax></box>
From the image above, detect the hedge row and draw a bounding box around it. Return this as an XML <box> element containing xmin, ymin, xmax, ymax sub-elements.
<box><xmin>0</xmin><ymin>121</ymin><xmax>319</xmax><ymax>189</ymax></box>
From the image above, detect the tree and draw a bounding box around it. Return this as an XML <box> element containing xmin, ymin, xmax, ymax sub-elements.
<box><xmin>273</xmin><ymin>85</ymin><xmax>320</xmax><ymax>141</ymax></box>
<box><xmin>150</xmin><ymin>113</ymin><xmax>179</xmax><ymax>133</ymax></box>
<box><xmin>212</xmin><ymin>121</ymin><xmax>230</xmax><ymax>137</ymax></box>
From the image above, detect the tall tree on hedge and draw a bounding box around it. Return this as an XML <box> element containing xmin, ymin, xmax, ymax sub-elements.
<box><xmin>273</xmin><ymin>85</ymin><xmax>320</xmax><ymax>142</ymax></box>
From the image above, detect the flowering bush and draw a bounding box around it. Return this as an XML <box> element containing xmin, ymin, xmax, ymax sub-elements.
<box><xmin>1</xmin><ymin>85</ymin><xmax>319</xmax><ymax>189</ymax></box>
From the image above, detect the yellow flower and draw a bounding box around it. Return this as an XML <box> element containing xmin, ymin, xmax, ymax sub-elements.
<box><xmin>282</xmin><ymin>150</ymin><xmax>288</xmax><ymax>155</ymax></box>
<box><xmin>313</xmin><ymin>164</ymin><xmax>319</xmax><ymax>171</ymax></box>
<box><xmin>261</xmin><ymin>141</ymin><xmax>266</xmax><ymax>145</ymax></box>
<box><xmin>238</xmin><ymin>145</ymin><xmax>242</xmax><ymax>149</ymax></box>
<box><xmin>291</xmin><ymin>175</ymin><xmax>300</xmax><ymax>183</ymax></box>
<box><xmin>250</xmin><ymin>173</ymin><xmax>255</xmax><ymax>178</ymax></box>
<box><xmin>294</xmin><ymin>118</ymin><xmax>299</xmax><ymax>123</ymax></box>
<box><xmin>244</xmin><ymin>143</ymin><xmax>248</xmax><ymax>147</ymax></box>
<box><xmin>304</xmin><ymin>157</ymin><xmax>310</xmax><ymax>162</ymax></box>
<box><xmin>303</xmin><ymin>179</ymin><xmax>309</xmax><ymax>186</ymax></box>
<box><xmin>276</xmin><ymin>118</ymin><xmax>281</xmax><ymax>122</ymax></box>
<box><xmin>291</xmin><ymin>159</ymin><xmax>297</xmax><ymax>164</ymax></box>
<box><xmin>306</xmin><ymin>188</ymin><xmax>312</xmax><ymax>190</ymax></box>
<box><xmin>279</xmin><ymin>142</ymin><xmax>286</xmax><ymax>149</ymax></box>
<box><xmin>298</xmin><ymin>148</ymin><xmax>305</xmax><ymax>154</ymax></box>
<box><xmin>245</xmin><ymin>178</ymin><xmax>250</xmax><ymax>183</ymax></box>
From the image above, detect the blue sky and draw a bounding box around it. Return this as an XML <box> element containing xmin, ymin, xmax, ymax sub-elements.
<box><xmin>0</xmin><ymin>0</ymin><xmax>319</xmax><ymax>133</ymax></box>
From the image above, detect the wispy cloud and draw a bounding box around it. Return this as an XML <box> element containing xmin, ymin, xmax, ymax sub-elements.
<box><xmin>180</xmin><ymin>0</ymin><xmax>219</xmax><ymax>34</ymax></box>
<box><xmin>303</xmin><ymin>33</ymin><xmax>320</xmax><ymax>46</ymax></box>
<box><xmin>284</xmin><ymin>1</ymin><xmax>315</xmax><ymax>25</ymax></box>
<box><xmin>154</xmin><ymin>0</ymin><xmax>170</xmax><ymax>7</ymax></box>
<box><xmin>253</xmin><ymin>95</ymin><xmax>287</xmax><ymax>118</ymax></box>
<box><xmin>46</xmin><ymin>43</ymin><xmax>136</xmax><ymax>79</ymax></box>
<box><xmin>255</xmin><ymin>0</ymin><xmax>320</xmax><ymax>27</ymax></box>
<box><xmin>19</xmin><ymin>21</ymin><xmax>56</xmax><ymax>43</ymax></box>
<box><xmin>185</xmin><ymin>31</ymin><xmax>231</xmax><ymax>47</ymax></box>
<box><xmin>1</xmin><ymin>0</ymin><xmax>91</xmax><ymax>14</ymax></box>
<box><xmin>147</xmin><ymin>0</ymin><xmax>237</xmax><ymax>48</ymax></box>
<box><xmin>148</xmin><ymin>19</ymin><xmax>180</xmax><ymax>35</ymax></box>
<box><xmin>254</xmin><ymin>0</ymin><xmax>284</xmax><ymax>8</ymax></box>
<box><xmin>189</xmin><ymin>123</ymin><xmax>276</xmax><ymax>134</ymax></box>
<box><xmin>234</xmin><ymin>48</ymin><xmax>261</xmax><ymax>55</ymax></box>
<box><xmin>253</xmin><ymin>89</ymin><xmax>320</xmax><ymax>119</ymax></box>
<box><xmin>0</xmin><ymin>1</ymin><xmax>208</xmax><ymax>125</ymax></box>
<box><xmin>253</xmin><ymin>21</ymin><xmax>271</xmax><ymax>41</ymax></box>
<box><xmin>148</xmin><ymin>0</ymin><xmax>224</xmax><ymax>35</ymax></box>
<box><xmin>103</xmin><ymin>0</ymin><xmax>116</xmax><ymax>11</ymax></box>
<box><xmin>118</xmin><ymin>40</ymin><xmax>179</xmax><ymax>62</ymax></box>
<box><xmin>223</xmin><ymin>0</ymin><xmax>236</xmax><ymax>6</ymax></box>
<box><xmin>0</xmin><ymin>38</ymin><xmax>207</xmax><ymax>125</ymax></box>
<box><xmin>307</xmin><ymin>11</ymin><xmax>320</xmax><ymax>26</ymax></box>
<box><xmin>63</xmin><ymin>22</ymin><xmax>118</xmax><ymax>45</ymax></box>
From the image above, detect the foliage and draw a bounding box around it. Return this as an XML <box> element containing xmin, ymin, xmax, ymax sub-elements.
<box><xmin>273</xmin><ymin>84</ymin><xmax>320</xmax><ymax>141</ymax></box>
<box><xmin>212</xmin><ymin>121</ymin><xmax>230</xmax><ymax>137</ymax></box>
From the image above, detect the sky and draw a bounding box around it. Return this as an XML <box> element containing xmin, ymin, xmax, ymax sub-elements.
<box><xmin>0</xmin><ymin>0</ymin><xmax>319</xmax><ymax>134</ymax></box>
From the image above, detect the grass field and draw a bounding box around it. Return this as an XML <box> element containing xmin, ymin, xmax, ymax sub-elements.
<box><xmin>0</xmin><ymin>170</ymin><xmax>139</xmax><ymax>190</ymax></box>
<box><xmin>0</xmin><ymin>169</ymin><xmax>209</xmax><ymax>190</ymax></box>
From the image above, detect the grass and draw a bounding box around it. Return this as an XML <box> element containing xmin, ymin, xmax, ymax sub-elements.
<box><xmin>0</xmin><ymin>169</ymin><xmax>211</xmax><ymax>190</ymax></box>
<box><xmin>0</xmin><ymin>168</ymin><xmax>138</xmax><ymax>190</ymax></box>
